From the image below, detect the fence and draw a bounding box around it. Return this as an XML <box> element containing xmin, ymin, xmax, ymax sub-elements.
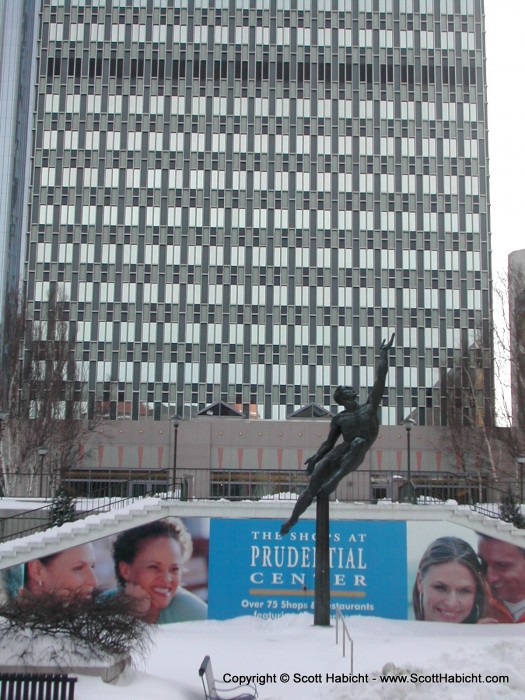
<box><xmin>0</xmin><ymin>470</ymin><xmax>176</xmax><ymax>543</ymax></box>
<box><xmin>0</xmin><ymin>467</ymin><xmax>517</xmax><ymax>544</ymax></box>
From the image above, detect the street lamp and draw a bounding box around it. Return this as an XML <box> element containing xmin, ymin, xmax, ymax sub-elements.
<box><xmin>517</xmin><ymin>456</ymin><xmax>525</xmax><ymax>503</ymax></box>
<box><xmin>0</xmin><ymin>411</ymin><xmax>7</xmax><ymax>439</ymax></box>
<box><xmin>171</xmin><ymin>415</ymin><xmax>183</xmax><ymax>498</ymax></box>
<box><xmin>403</xmin><ymin>418</ymin><xmax>417</xmax><ymax>483</ymax></box>
<box><xmin>0</xmin><ymin>413</ymin><xmax>6</xmax><ymax>496</ymax></box>
<box><xmin>37</xmin><ymin>447</ymin><xmax>48</xmax><ymax>498</ymax></box>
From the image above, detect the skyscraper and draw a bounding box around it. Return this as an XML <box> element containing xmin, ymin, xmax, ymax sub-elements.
<box><xmin>0</xmin><ymin>0</ymin><xmax>39</xmax><ymax>407</ymax></box>
<box><xmin>15</xmin><ymin>0</ymin><xmax>493</xmax><ymax>424</ymax></box>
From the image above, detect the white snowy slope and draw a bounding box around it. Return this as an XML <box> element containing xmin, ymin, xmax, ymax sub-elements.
<box><xmin>67</xmin><ymin>614</ymin><xmax>525</xmax><ymax>700</ymax></box>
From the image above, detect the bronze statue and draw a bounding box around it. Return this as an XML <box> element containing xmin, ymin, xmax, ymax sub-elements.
<box><xmin>280</xmin><ymin>333</ymin><xmax>395</xmax><ymax>536</ymax></box>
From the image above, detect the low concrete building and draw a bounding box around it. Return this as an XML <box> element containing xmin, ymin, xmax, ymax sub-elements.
<box><xmin>72</xmin><ymin>412</ymin><xmax>488</xmax><ymax>504</ymax></box>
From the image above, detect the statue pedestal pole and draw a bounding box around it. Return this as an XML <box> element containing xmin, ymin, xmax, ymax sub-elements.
<box><xmin>314</xmin><ymin>492</ymin><xmax>330</xmax><ymax>626</ymax></box>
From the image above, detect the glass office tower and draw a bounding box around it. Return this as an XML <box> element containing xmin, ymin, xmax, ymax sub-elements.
<box><xmin>22</xmin><ymin>0</ymin><xmax>493</xmax><ymax>422</ymax></box>
<box><xmin>0</xmin><ymin>0</ymin><xmax>38</xmax><ymax>407</ymax></box>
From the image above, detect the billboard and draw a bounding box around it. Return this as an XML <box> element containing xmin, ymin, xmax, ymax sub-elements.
<box><xmin>208</xmin><ymin>519</ymin><xmax>407</xmax><ymax>620</ymax></box>
<box><xmin>1</xmin><ymin>516</ymin><xmax>524</xmax><ymax>625</ymax></box>
<box><xmin>0</xmin><ymin>516</ymin><xmax>210</xmax><ymax>624</ymax></box>
<box><xmin>407</xmin><ymin>521</ymin><xmax>525</xmax><ymax>624</ymax></box>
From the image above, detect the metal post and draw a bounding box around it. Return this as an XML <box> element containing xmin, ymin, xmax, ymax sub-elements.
<box><xmin>0</xmin><ymin>412</ymin><xmax>5</xmax><ymax>496</ymax></box>
<box><xmin>402</xmin><ymin>418</ymin><xmax>416</xmax><ymax>498</ymax></box>
<box><xmin>406</xmin><ymin>423</ymin><xmax>411</xmax><ymax>482</ymax></box>
<box><xmin>314</xmin><ymin>492</ymin><xmax>330</xmax><ymax>626</ymax></box>
<box><xmin>38</xmin><ymin>447</ymin><xmax>48</xmax><ymax>497</ymax></box>
<box><xmin>517</xmin><ymin>457</ymin><xmax>525</xmax><ymax>503</ymax></box>
<box><xmin>171</xmin><ymin>415</ymin><xmax>184</xmax><ymax>498</ymax></box>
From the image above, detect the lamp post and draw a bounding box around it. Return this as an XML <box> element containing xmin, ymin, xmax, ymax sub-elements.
<box><xmin>403</xmin><ymin>418</ymin><xmax>417</xmax><ymax>483</ymax></box>
<box><xmin>37</xmin><ymin>447</ymin><xmax>48</xmax><ymax>498</ymax></box>
<box><xmin>171</xmin><ymin>415</ymin><xmax>183</xmax><ymax>498</ymax></box>
<box><xmin>517</xmin><ymin>456</ymin><xmax>525</xmax><ymax>503</ymax></box>
<box><xmin>0</xmin><ymin>413</ymin><xmax>6</xmax><ymax>495</ymax></box>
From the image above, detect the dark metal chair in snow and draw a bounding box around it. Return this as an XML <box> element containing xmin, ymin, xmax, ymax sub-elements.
<box><xmin>198</xmin><ymin>656</ymin><xmax>258</xmax><ymax>700</ymax></box>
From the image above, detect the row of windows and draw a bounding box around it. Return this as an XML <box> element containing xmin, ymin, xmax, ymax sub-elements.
<box><xmin>30</xmin><ymin>291</ymin><xmax>487</xmax><ymax>325</ymax></box>
<box><xmin>30</xmin><ymin>274</ymin><xmax>487</xmax><ymax>305</ymax></box>
<box><xmin>63</xmin><ymin>26</ymin><xmax>474</xmax><ymax>53</ymax></box>
<box><xmin>29</xmin><ymin>286</ymin><xmax>486</xmax><ymax>327</ymax></box>
<box><xmin>30</xmin><ymin>218</ymin><xmax>485</xmax><ymax>244</ymax></box>
<box><xmin>40</xmin><ymin>89</ymin><xmax>480</xmax><ymax>124</ymax></box>
<box><xmin>62</xmin><ymin>339</ymin><xmax>473</xmax><ymax>362</ymax></box>
<box><xmin>63</xmin><ymin>317</ymin><xmax>485</xmax><ymax>346</ymax></box>
<box><xmin>29</xmin><ymin>252</ymin><xmax>481</xmax><ymax>282</ymax></box>
<box><xmin>35</xmin><ymin>189</ymin><xmax>483</xmax><ymax>214</ymax></box>
<box><xmin>75</xmin><ymin>344</ymin><xmax>482</xmax><ymax>376</ymax></box>
<box><xmin>34</xmin><ymin>187</ymin><xmax>481</xmax><ymax>216</ymax></box>
<box><xmin>34</xmin><ymin>158</ymin><xmax>483</xmax><ymax>189</ymax></box>
<box><xmin>35</xmin><ymin>97</ymin><xmax>485</xmax><ymax>135</ymax></box>
<box><xmin>44</xmin><ymin>54</ymin><xmax>478</xmax><ymax>90</ymax></box>
<box><xmin>42</xmin><ymin>4</ymin><xmax>479</xmax><ymax>31</ymax></box>
<box><xmin>34</xmin><ymin>134</ymin><xmax>483</xmax><ymax>165</ymax></box>
<box><xmin>34</xmin><ymin>138</ymin><xmax>480</xmax><ymax>175</ymax></box>
<box><xmin>73</xmin><ymin>359</ymin><xmax>480</xmax><ymax>411</ymax></box>
<box><xmin>35</xmin><ymin>349</ymin><xmax>490</xmax><ymax>402</ymax></box>
<box><xmin>80</xmin><ymin>397</ymin><xmax>441</xmax><ymax>426</ymax></box>
<box><xmin>33</xmin><ymin>199</ymin><xmax>486</xmax><ymax>225</ymax></box>
<box><xmin>40</xmin><ymin>77</ymin><xmax>481</xmax><ymax>105</ymax></box>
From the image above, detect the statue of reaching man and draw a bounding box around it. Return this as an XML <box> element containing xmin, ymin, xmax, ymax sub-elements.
<box><xmin>280</xmin><ymin>333</ymin><xmax>395</xmax><ymax>536</ymax></box>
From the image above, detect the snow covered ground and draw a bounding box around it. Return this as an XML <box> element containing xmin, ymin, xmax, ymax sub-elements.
<box><xmin>71</xmin><ymin>613</ymin><xmax>524</xmax><ymax>700</ymax></box>
<box><xmin>2</xmin><ymin>497</ymin><xmax>524</xmax><ymax>699</ymax></box>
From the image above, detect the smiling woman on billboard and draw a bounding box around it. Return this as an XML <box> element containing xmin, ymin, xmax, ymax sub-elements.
<box><xmin>108</xmin><ymin>518</ymin><xmax>207</xmax><ymax>624</ymax></box>
<box><xmin>413</xmin><ymin>537</ymin><xmax>491</xmax><ymax>624</ymax></box>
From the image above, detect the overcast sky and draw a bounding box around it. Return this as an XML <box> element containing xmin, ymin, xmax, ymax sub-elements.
<box><xmin>484</xmin><ymin>0</ymin><xmax>525</xmax><ymax>278</ymax></box>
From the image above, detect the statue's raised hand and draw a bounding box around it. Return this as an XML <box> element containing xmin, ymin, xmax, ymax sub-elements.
<box><xmin>380</xmin><ymin>332</ymin><xmax>395</xmax><ymax>351</ymax></box>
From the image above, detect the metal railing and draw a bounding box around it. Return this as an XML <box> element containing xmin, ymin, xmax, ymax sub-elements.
<box><xmin>399</xmin><ymin>471</ymin><xmax>489</xmax><ymax>506</ymax></box>
<box><xmin>0</xmin><ymin>475</ymin><xmax>182</xmax><ymax>544</ymax></box>
<box><xmin>1</xmin><ymin>466</ymin><xmax>521</xmax><ymax>544</ymax></box>
<box><xmin>0</xmin><ymin>468</ymin><xmax>172</xmax><ymax>501</ymax></box>
<box><xmin>334</xmin><ymin>605</ymin><xmax>354</xmax><ymax>673</ymax></box>
<box><xmin>0</xmin><ymin>466</ymin><xmax>509</xmax><ymax>505</ymax></box>
<box><xmin>468</xmin><ymin>477</ymin><xmax>522</xmax><ymax>520</ymax></box>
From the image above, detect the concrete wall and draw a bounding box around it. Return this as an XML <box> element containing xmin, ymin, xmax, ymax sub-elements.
<box><xmin>79</xmin><ymin>418</ymin><xmax>462</xmax><ymax>500</ymax></box>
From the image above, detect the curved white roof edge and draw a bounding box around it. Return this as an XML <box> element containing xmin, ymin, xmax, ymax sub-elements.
<box><xmin>1</xmin><ymin>499</ymin><xmax>524</xmax><ymax>571</ymax></box>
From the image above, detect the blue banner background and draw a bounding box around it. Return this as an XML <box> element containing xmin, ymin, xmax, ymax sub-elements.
<box><xmin>208</xmin><ymin>519</ymin><xmax>407</xmax><ymax>620</ymax></box>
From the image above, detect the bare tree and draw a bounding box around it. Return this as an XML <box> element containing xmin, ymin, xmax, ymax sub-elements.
<box><xmin>0</xmin><ymin>286</ymin><xmax>97</xmax><ymax>497</ymax></box>
<box><xmin>442</xmin><ymin>333</ymin><xmax>505</xmax><ymax>480</ymax></box>
<box><xmin>0</xmin><ymin>591</ymin><xmax>154</xmax><ymax>665</ymax></box>
<box><xmin>493</xmin><ymin>262</ymin><xmax>525</xmax><ymax>461</ymax></box>
<box><xmin>442</xmin><ymin>265</ymin><xmax>525</xmax><ymax>493</ymax></box>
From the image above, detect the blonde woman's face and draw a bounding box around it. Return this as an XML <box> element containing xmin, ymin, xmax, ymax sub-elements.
<box><xmin>417</xmin><ymin>561</ymin><xmax>476</xmax><ymax>623</ymax></box>
<box><xmin>40</xmin><ymin>544</ymin><xmax>97</xmax><ymax>597</ymax></box>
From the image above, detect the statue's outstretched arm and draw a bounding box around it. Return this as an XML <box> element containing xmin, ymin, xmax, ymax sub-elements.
<box><xmin>367</xmin><ymin>332</ymin><xmax>395</xmax><ymax>409</ymax></box>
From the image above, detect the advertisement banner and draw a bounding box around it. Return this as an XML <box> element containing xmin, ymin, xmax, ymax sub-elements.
<box><xmin>407</xmin><ymin>521</ymin><xmax>525</xmax><ymax>624</ymax></box>
<box><xmin>208</xmin><ymin>518</ymin><xmax>407</xmax><ymax>620</ymax></box>
<box><xmin>3</xmin><ymin>514</ymin><xmax>523</xmax><ymax>625</ymax></box>
<box><xmin>0</xmin><ymin>517</ymin><xmax>210</xmax><ymax>625</ymax></box>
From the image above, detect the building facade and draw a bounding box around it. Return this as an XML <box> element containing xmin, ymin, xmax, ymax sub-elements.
<box><xmin>19</xmin><ymin>0</ymin><xmax>493</xmax><ymax>424</ymax></box>
<box><xmin>0</xmin><ymin>0</ymin><xmax>39</xmax><ymax>407</ymax></box>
